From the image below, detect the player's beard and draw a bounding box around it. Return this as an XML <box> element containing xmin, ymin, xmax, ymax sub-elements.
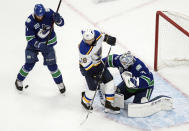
<box><xmin>34</xmin><ymin>15</ymin><xmax>44</xmax><ymax>22</ymax></box>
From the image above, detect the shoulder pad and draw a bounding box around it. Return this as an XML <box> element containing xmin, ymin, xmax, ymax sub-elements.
<box><xmin>94</xmin><ymin>30</ymin><xmax>101</xmax><ymax>40</ymax></box>
<box><xmin>26</xmin><ymin>18</ymin><xmax>31</xmax><ymax>23</ymax></box>
<box><xmin>79</xmin><ymin>40</ymin><xmax>93</xmax><ymax>55</ymax></box>
<box><xmin>25</xmin><ymin>15</ymin><xmax>34</xmax><ymax>26</ymax></box>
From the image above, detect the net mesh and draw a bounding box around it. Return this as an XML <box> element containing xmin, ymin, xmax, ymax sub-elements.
<box><xmin>158</xmin><ymin>11</ymin><xmax>189</xmax><ymax>70</ymax></box>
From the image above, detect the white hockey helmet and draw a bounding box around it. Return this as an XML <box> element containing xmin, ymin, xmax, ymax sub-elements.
<box><xmin>82</xmin><ymin>29</ymin><xmax>95</xmax><ymax>41</ymax></box>
<box><xmin>119</xmin><ymin>51</ymin><xmax>134</xmax><ymax>69</ymax></box>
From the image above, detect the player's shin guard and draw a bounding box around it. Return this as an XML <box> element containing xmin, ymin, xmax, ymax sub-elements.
<box><xmin>16</xmin><ymin>63</ymin><xmax>35</xmax><ymax>91</ymax></box>
<box><xmin>104</xmin><ymin>80</ymin><xmax>120</xmax><ymax>114</ymax></box>
<box><xmin>47</xmin><ymin>64</ymin><xmax>66</xmax><ymax>93</ymax></box>
<box><xmin>81</xmin><ymin>90</ymin><xmax>95</xmax><ymax>110</ymax></box>
<box><xmin>17</xmin><ymin>63</ymin><xmax>35</xmax><ymax>81</ymax></box>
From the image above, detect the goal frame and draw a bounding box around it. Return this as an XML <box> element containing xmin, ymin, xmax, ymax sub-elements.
<box><xmin>154</xmin><ymin>11</ymin><xmax>189</xmax><ymax>71</ymax></box>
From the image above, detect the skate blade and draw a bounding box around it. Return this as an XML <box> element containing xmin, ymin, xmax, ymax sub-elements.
<box><xmin>104</xmin><ymin>108</ymin><xmax>120</xmax><ymax>114</ymax></box>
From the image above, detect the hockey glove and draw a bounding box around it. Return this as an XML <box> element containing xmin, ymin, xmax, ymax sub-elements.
<box><xmin>121</xmin><ymin>71</ymin><xmax>139</xmax><ymax>88</ymax></box>
<box><xmin>86</xmin><ymin>62</ymin><xmax>104</xmax><ymax>82</ymax></box>
<box><xmin>34</xmin><ymin>42</ymin><xmax>49</xmax><ymax>54</ymax></box>
<box><xmin>104</xmin><ymin>34</ymin><xmax>116</xmax><ymax>46</ymax></box>
<box><xmin>53</xmin><ymin>13</ymin><xmax>61</xmax><ymax>24</ymax></box>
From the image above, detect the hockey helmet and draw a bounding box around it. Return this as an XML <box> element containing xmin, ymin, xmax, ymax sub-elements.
<box><xmin>82</xmin><ymin>29</ymin><xmax>95</xmax><ymax>41</ymax></box>
<box><xmin>119</xmin><ymin>51</ymin><xmax>134</xmax><ymax>69</ymax></box>
<box><xmin>34</xmin><ymin>4</ymin><xmax>46</xmax><ymax>16</ymax></box>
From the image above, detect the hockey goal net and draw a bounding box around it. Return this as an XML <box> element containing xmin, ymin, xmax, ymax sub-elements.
<box><xmin>154</xmin><ymin>11</ymin><xmax>189</xmax><ymax>71</ymax></box>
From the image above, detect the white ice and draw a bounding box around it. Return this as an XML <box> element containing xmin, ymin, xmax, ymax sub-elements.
<box><xmin>0</xmin><ymin>0</ymin><xmax>189</xmax><ymax>131</ymax></box>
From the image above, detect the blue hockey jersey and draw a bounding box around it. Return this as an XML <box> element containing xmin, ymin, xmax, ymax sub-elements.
<box><xmin>102</xmin><ymin>54</ymin><xmax>154</xmax><ymax>89</ymax></box>
<box><xmin>25</xmin><ymin>8</ymin><xmax>64</xmax><ymax>48</ymax></box>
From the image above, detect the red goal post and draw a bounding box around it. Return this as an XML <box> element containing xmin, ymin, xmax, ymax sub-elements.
<box><xmin>154</xmin><ymin>11</ymin><xmax>189</xmax><ymax>71</ymax></box>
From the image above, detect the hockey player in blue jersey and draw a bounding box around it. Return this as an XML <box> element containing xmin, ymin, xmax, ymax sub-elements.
<box><xmin>102</xmin><ymin>51</ymin><xmax>154</xmax><ymax>103</ymax></box>
<box><xmin>15</xmin><ymin>4</ymin><xmax>66</xmax><ymax>94</ymax></box>
<box><xmin>79</xmin><ymin>29</ymin><xmax>120</xmax><ymax>114</ymax></box>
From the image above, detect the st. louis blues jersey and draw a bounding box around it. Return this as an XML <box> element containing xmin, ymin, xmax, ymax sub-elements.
<box><xmin>79</xmin><ymin>30</ymin><xmax>105</xmax><ymax>75</ymax></box>
<box><xmin>102</xmin><ymin>54</ymin><xmax>154</xmax><ymax>89</ymax></box>
<box><xmin>25</xmin><ymin>8</ymin><xmax>64</xmax><ymax>48</ymax></box>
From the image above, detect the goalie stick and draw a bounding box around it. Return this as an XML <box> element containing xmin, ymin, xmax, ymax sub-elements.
<box><xmin>80</xmin><ymin>46</ymin><xmax>112</xmax><ymax>125</ymax></box>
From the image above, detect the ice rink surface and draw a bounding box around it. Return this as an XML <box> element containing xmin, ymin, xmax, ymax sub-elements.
<box><xmin>0</xmin><ymin>0</ymin><xmax>189</xmax><ymax>131</ymax></box>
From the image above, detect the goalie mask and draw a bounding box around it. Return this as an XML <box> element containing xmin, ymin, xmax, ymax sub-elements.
<box><xmin>119</xmin><ymin>51</ymin><xmax>134</xmax><ymax>69</ymax></box>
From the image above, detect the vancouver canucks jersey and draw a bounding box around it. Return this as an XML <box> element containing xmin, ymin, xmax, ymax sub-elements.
<box><xmin>79</xmin><ymin>30</ymin><xmax>105</xmax><ymax>72</ymax></box>
<box><xmin>102</xmin><ymin>54</ymin><xmax>154</xmax><ymax>89</ymax></box>
<box><xmin>25</xmin><ymin>8</ymin><xmax>64</xmax><ymax>47</ymax></box>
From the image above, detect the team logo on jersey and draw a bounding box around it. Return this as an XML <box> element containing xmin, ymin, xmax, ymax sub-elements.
<box><xmin>136</xmin><ymin>64</ymin><xmax>142</xmax><ymax>71</ymax></box>
<box><xmin>26</xmin><ymin>18</ymin><xmax>31</xmax><ymax>23</ymax></box>
<box><xmin>42</xmin><ymin>24</ymin><xmax>50</xmax><ymax>31</ymax></box>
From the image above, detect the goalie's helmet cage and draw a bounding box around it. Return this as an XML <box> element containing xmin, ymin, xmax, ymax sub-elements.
<box><xmin>34</xmin><ymin>4</ymin><xmax>46</xmax><ymax>17</ymax></box>
<box><xmin>82</xmin><ymin>29</ymin><xmax>95</xmax><ymax>41</ymax></box>
<box><xmin>119</xmin><ymin>51</ymin><xmax>134</xmax><ymax>69</ymax></box>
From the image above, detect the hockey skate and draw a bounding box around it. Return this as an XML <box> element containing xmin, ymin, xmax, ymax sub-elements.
<box><xmin>104</xmin><ymin>100</ymin><xmax>120</xmax><ymax>114</ymax></box>
<box><xmin>15</xmin><ymin>79</ymin><xmax>23</xmax><ymax>91</ymax></box>
<box><xmin>57</xmin><ymin>83</ymin><xmax>66</xmax><ymax>94</ymax></box>
<box><xmin>81</xmin><ymin>92</ymin><xmax>93</xmax><ymax>111</ymax></box>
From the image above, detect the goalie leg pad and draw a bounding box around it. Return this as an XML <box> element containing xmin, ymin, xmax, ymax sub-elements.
<box><xmin>128</xmin><ymin>95</ymin><xmax>173</xmax><ymax>117</ymax></box>
<box><xmin>114</xmin><ymin>93</ymin><xmax>124</xmax><ymax>108</ymax></box>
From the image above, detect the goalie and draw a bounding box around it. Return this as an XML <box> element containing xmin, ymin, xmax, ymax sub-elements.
<box><xmin>101</xmin><ymin>51</ymin><xmax>173</xmax><ymax>117</ymax></box>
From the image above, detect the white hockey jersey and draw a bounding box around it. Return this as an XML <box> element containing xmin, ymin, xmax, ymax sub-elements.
<box><xmin>79</xmin><ymin>30</ymin><xmax>105</xmax><ymax>71</ymax></box>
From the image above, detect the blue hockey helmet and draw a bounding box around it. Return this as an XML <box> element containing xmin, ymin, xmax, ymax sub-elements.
<box><xmin>34</xmin><ymin>4</ymin><xmax>45</xmax><ymax>16</ymax></box>
<box><xmin>119</xmin><ymin>51</ymin><xmax>134</xmax><ymax>69</ymax></box>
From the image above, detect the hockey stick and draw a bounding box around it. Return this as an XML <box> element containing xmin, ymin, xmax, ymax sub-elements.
<box><xmin>45</xmin><ymin>0</ymin><xmax>62</xmax><ymax>45</ymax></box>
<box><xmin>80</xmin><ymin>46</ymin><xmax>112</xmax><ymax>125</ymax></box>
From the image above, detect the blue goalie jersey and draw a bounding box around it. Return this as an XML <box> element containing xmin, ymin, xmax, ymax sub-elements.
<box><xmin>25</xmin><ymin>8</ymin><xmax>64</xmax><ymax>47</ymax></box>
<box><xmin>102</xmin><ymin>54</ymin><xmax>154</xmax><ymax>89</ymax></box>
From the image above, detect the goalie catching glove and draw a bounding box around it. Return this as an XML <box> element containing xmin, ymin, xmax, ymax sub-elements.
<box><xmin>121</xmin><ymin>71</ymin><xmax>139</xmax><ymax>88</ymax></box>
